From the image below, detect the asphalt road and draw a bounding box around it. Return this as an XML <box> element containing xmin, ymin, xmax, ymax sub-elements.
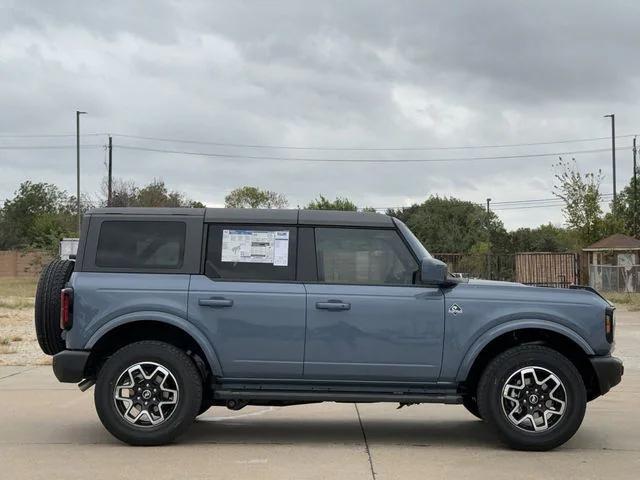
<box><xmin>1</xmin><ymin>308</ymin><xmax>638</xmax><ymax>480</ymax></box>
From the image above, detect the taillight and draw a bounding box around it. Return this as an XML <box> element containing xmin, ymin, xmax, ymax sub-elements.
<box><xmin>60</xmin><ymin>288</ymin><xmax>73</xmax><ymax>330</ymax></box>
<box><xmin>605</xmin><ymin>308</ymin><xmax>615</xmax><ymax>343</ymax></box>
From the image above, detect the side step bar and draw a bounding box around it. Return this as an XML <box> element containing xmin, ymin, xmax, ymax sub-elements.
<box><xmin>214</xmin><ymin>389</ymin><xmax>462</xmax><ymax>404</ymax></box>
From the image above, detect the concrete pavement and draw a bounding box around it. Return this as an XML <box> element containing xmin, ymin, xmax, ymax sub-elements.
<box><xmin>1</xmin><ymin>309</ymin><xmax>639</xmax><ymax>479</ymax></box>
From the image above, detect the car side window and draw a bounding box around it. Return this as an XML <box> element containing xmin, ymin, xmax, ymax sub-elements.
<box><xmin>95</xmin><ymin>221</ymin><xmax>186</xmax><ymax>269</ymax></box>
<box><xmin>205</xmin><ymin>225</ymin><xmax>297</xmax><ymax>281</ymax></box>
<box><xmin>315</xmin><ymin>228</ymin><xmax>418</xmax><ymax>285</ymax></box>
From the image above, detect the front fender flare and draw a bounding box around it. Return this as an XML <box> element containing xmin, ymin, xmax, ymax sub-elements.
<box><xmin>456</xmin><ymin>319</ymin><xmax>595</xmax><ymax>382</ymax></box>
<box><xmin>84</xmin><ymin>310</ymin><xmax>223</xmax><ymax>377</ymax></box>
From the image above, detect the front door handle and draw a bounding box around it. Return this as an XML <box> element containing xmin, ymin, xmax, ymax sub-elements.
<box><xmin>316</xmin><ymin>300</ymin><xmax>351</xmax><ymax>311</ymax></box>
<box><xmin>199</xmin><ymin>297</ymin><xmax>234</xmax><ymax>308</ymax></box>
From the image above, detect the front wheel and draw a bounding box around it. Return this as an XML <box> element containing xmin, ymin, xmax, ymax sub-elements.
<box><xmin>477</xmin><ymin>345</ymin><xmax>586</xmax><ymax>451</ymax></box>
<box><xmin>94</xmin><ymin>341</ymin><xmax>202</xmax><ymax>445</ymax></box>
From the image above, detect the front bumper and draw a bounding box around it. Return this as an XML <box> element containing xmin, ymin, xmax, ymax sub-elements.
<box><xmin>590</xmin><ymin>356</ymin><xmax>624</xmax><ymax>396</ymax></box>
<box><xmin>52</xmin><ymin>350</ymin><xmax>90</xmax><ymax>383</ymax></box>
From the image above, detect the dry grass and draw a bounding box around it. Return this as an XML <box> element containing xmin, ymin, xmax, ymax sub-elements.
<box><xmin>0</xmin><ymin>277</ymin><xmax>47</xmax><ymax>365</ymax></box>
<box><xmin>606</xmin><ymin>293</ymin><xmax>640</xmax><ymax>311</ymax></box>
<box><xmin>0</xmin><ymin>344</ymin><xmax>17</xmax><ymax>354</ymax></box>
<box><xmin>0</xmin><ymin>277</ymin><xmax>37</xmax><ymax>309</ymax></box>
<box><xmin>0</xmin><ymin>277</ymin><xmax>38</xmax><ymax>298</ymax></box>
<box><xmin>0</xmin><ymin>297</ymin><xmax>34</xmax><ymax>309</ymax></box>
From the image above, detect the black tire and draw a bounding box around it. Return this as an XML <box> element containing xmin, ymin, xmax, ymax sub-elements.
<box><xmin>94</xmin><ymin>341</ymin><xmax>202</xmax><ymax>446</ymax></box>
<box><xmin>477</xmin><ymin>345</ymin><xmax>586</xmax><ymax>451</ymax></box>
<box><xmin>34</xmin><ymin>259</ymin><xmax>74</xmax><ymax>355</ymax></box>
<box><xmin>462</xmin><ymin>395</ymin><xmax>483</xmax><ymax>420</ymax></box>
<box><xmin>197</xmin><ymin>386</ymin><xmax>214</xmax><ymax>416</ymax></box>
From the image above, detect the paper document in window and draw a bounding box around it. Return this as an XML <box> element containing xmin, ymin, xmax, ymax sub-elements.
<box><xmin>221</xmin><ymin>229</ymin><xmax>289</xmax><ymax>266</ymax></box>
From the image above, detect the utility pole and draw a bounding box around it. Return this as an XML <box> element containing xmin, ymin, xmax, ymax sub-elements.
<box><xmin>107</xmin><ymin>135</ymin><xmax>113</xmax><ymax>207</ymax></box>
<box><xmin>634</xmin><ymin>136</ymin><xmax>638</xmax><ymax>237</ymax></box>
<box><xmin>76</xmin><ymin>110</ymin><xmax>87</xmax><ymax>234</ymax></box>
<box><xmin>604</xmin><ymin>114</ymin><xmax>617</xmax><ymax>204</ymax></box>
<box><xmin>486</xmin><ymin>198</ymin><xmax>492</xmax><ymax>280</ymax></box>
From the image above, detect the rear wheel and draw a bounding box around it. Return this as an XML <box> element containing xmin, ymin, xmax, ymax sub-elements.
<box><xmin>95</xmin><ymin>341</ymin><xmax>202</xmax><ymax>445</ymax></box>
<box><xmin>197</xmin><ymin>386</ymin><xmax>214</xmax><ymax>416</ymax></box>
<box><xmin>477</xmin><ymin>345</ymin><xmax>586</xmax><ymax>451</ymax></box>
<box><xmin>462</xmin><ymin>395</ymin><xmax>482</xmax><ymax>420</ymax></box>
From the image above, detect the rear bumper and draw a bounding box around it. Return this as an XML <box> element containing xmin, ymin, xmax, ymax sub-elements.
<box><xmin>590</xmin><ymin>356</ymin><xmax>624</xmax><ymax>396</ymax></box>
<box><xmin>52</xmin><ymin>350</ymin><xmax>90</xmax><ymax>383</ymax></box>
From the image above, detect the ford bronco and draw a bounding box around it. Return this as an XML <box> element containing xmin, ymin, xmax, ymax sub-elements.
<box><xmin>34</xmin><ymin>207</ymin><xmax>623</xmax><ymax>449</ymax></box>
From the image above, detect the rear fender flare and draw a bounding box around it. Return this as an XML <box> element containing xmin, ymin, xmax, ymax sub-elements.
<box><xmin>84</xmin><ymin>311</ymin><xmax>223</xmax><ymax>377</ymax></box>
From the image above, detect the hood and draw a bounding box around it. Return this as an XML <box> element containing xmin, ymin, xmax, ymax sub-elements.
<box><xmin>455</xmin><ymin>278</ymin><xmax>610</xmax><ymax>308</ymax></box>
<box><xmin>467</xmin><ymin>278</ymin><xmax>527</xmax><ymax>287</ymax></box>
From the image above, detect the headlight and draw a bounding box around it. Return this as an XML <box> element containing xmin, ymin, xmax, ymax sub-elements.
<box><xmin>605</xmin><ymin>308</ymin><xmax>615</xmax><ymax>343</ymax></box>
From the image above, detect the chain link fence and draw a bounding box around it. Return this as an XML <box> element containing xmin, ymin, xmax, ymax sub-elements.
<box><xmin>589</xmin><ymin>265</ymin><xmax>640</xmax><ymax>293</ymax></box>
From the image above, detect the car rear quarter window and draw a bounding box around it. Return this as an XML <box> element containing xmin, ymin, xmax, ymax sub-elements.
<box><xmin>315</xmin><ymin>227</ymin><xmax>418</xmax><ymax>285</ymax></box>
<box><xmin>95</xmin><ymin>221</ymin><xmax>186</xmax><ymax>269</ymax></box>
<box><xmin>205</xmin><ymin>224</ymin><xmax>297</xmax><ymax>281</ymax></box>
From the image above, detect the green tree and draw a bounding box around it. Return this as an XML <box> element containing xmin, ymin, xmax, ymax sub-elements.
<box><xmin>224</xmin><ymin>186</ymin><xmax>288</xmax><ymax>209</ymax></box>
<box><xmin>610</xmin><ymin>166</ymin><xmax>640</xmax><ymax>237</ymax></box>
<box><xmin>107</xmin><ymin>178</ymin><xmax>202</xmax><ymax>208</ymax></box>
<box><xmin>553</xmin><ymin>158</ymin><xmax>605</xmax><ymax>246</ymax></box>
<box><xmin>306</xmin><ymin>195</ymin><xmax>376</xmax><ymax>212</ymax></box>
<box><xmin>507</xmin><ymin>224</ymin><xmax>577</xmax><ymax>252</ymax></box>
<box><xmin>388</xmin><ymin>196</ymin><xmax>507</xmax><ymax>253</ymax></box>
<box><xmin>306</xmin><ymin>195</ymin><xmax>357</xmax><ymax>211</ymax></box>
<box><xmin>0</xmin><ymin>181</ymin><xmax>78</xmax><ymax>252</ymax></box>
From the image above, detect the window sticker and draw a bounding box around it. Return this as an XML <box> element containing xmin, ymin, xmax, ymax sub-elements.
<box><xmin>221</xmin><ymin>229</ymin><xmax>289</xmax><ymax>266</ymax></box>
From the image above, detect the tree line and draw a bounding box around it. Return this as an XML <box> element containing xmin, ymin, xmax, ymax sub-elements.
<box><xmin>0</xmin><ymin>160</ymin><xmax>638</xmax><ymax>255</ymax></box>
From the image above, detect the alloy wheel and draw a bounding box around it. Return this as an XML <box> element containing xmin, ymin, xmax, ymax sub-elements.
<box><xmin>113</xmin><ymin>361</ymin><xmax>179</xmax><ymax>427</ymax></box>
<box><xmin>501</xmin><ymin>366</ymin><xmax>567</xmax><ymax>432</ymax></box>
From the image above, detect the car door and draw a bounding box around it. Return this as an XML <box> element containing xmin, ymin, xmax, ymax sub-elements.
<box><xmin>304</xmin><ymin>227</ymin><xmax>444</xmax><ymax>381</ymax></box>
<box><xmin>188</xmin><ymin>224</ymin><xmax>306</xmax><ymax>378</ymax></box>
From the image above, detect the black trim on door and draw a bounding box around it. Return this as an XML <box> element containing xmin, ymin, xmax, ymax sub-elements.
<box><xmin>296</xmin><ymin>227</ymin><xmax>318</xmax><ymax>282</ymax></box>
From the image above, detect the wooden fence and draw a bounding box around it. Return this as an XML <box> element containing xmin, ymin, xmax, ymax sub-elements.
<box><xmin>0</xmin><ymin>250</ymin><xmax>52</xmax><ymax>277</ymax></box>
<box><xmin>515</xmin><ymin>252</ymin><xmax>579</xmax><ymax>287</ymax></box>
<box><xmin>434</xmin><ymin>252</ymin><xmax>580</xmax><ymax>287</ymax></box>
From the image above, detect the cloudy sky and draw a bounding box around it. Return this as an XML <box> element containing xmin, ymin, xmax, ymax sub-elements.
<box><xmin>1</xmin><ymin>0</ymin><xmax>638</xmax><ymax>229</ymax></box>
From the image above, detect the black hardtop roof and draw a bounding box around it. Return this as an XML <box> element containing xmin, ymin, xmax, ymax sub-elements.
<box><xmin>88</xmin><ymin>207</ymin><xmax>394</xmax><ymax>227</ymax></box>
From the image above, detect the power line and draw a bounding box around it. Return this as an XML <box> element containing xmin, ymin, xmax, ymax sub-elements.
<box><xmin>111</xmin><ymin>132</ymin><xmax>638</xmax><ymax>151</ymax></box>
<box><xmin>491</xmin><ymin>193</ymin><xmax>614</xmax><ymax>206</ymax></box>
<box><xmin>1</xmin><ymin>130</ymin><xmax>637</xmax><ymax>152</ymax></box>
<box><xmin>371</xmin><ymin>193</ymin><xmax>615</xmax><ymax>211</ymax></box>
<box><xmin>493</xmin><ymin>198</ymin><xmax>613</xmax><ymax>211</ymax></box>
<box><xmin>0</xmin><ymin>145</ymin><xmax>103</xmax><ymax>150</ymax></box>
<box><xmin>0</xmin><ymin>133</ymin><xmax>108</xmax><ymax>138</ymax></box>
<box><xmin>114</xmin><ymin>144</ymin><xmax>625</xmax><ymax>164</ymax></box>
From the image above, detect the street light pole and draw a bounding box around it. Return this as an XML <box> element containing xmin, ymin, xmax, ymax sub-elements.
<box><xmin>486</xmin><ymin>198</ymin><xmax>492</xmax><ymax>280</ymax></box>
<box><xmin>604</xmin><ymin>114</ymin><xmax>616</xmax><ymax>204</ymax></box>
<box><xmin>76</xmin><ymin>110</ymin><xmax>87</xmax><ymax>235</ymax></box>
<box><xmin>107</xmin><ymin>135</ymin><xmax>113</xmax><ymax>207</ymax></box>
<box><xmin>634</xmin><ymin>136</ymin><xmax>638</xmax><ymax>237</ymax></box>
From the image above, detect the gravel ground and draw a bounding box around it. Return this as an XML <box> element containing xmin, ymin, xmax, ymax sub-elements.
<box><xmin>0</xmin><ymin>303</ymin><xmax>50</xmax><ymax>366</ymax></box>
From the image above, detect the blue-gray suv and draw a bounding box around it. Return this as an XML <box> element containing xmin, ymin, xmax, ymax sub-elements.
<box><xmin>34</xmin><ymin>207</ymin><xmax>623</xmax><ymax>449</ymax></box>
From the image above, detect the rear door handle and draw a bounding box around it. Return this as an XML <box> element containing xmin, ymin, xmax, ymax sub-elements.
<box><xmin>315</xmin><ymin>300</ymin><xmax>351</xmax><ymax>311</ymax></box>
<box><xmin>199</xmin><ymin>297</ymin><xmax>234</xmax><ymax>308</ymax></box>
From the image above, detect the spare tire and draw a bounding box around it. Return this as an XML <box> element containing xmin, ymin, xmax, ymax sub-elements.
<box><xmin>35</xmin><ymin>259</ymin><xmax>75</xmax><ymax>355</ymax></box>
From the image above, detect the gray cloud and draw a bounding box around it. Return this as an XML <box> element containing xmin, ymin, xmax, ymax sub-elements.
<box><xmin>0</xmin><ymin>0</ymin><xmax>638</xmax><ymax>230</ymax></box>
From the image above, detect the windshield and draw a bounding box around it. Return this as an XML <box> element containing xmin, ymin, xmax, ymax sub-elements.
<box><xmin>393</xmin><ymin>218</ymin><xmax>432</xmax><ymax>260</ymax></box>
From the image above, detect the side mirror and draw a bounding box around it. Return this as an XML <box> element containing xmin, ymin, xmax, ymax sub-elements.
<box><xmin>420</xmin><ymin>257</ymin><xmax>449</xmax><ymax>285</ymax></box>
